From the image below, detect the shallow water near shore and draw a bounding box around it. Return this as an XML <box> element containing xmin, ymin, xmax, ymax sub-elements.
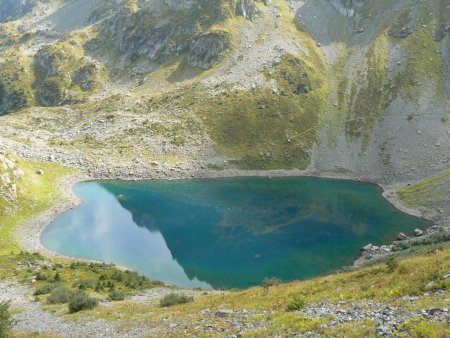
<box><xmin>42</xmin><ymin>177</ymin><xmax>426</xmax><ymax>289</ymax></box>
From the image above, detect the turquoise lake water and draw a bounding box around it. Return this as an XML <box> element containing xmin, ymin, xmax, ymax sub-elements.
<box><xmin>41</xmin><ymin>177</ymin><xmax>426</xmax><ymax>289</ymax></box>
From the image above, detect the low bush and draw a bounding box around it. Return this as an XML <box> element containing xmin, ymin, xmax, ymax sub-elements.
<box><xmin>35</xmin><ymin>271</ymin><xmax>48</xmax><ymax>281</ymax></box>
<box><xmin>68</xmin><ymin>291</ymin><xmax>98</xmax><ymax>313</ymax></box>
<box><xmin>386</xmin><ymin>256</ymin><xmax>399</xmax><ymax>273</ymax></box>
<box><xmin>160</xmin><ymin>293</ymin><xmax>193</xmax><ymax>307</ymax></box>
<box><xmin>73</xmin><ymin>279</ymin><xmax>96</xmax><ymax>290</ymax></box>
<box><xmin>47</xmin><ymin>285</ymin><xmax>73</xmax><ymax>304</ymax></box>
<box><xmin>33</xmin><ymin>282</ymin><xmax>62</xmax><ymax>296</ymax></box>
<box><xmin>287</xmin><ymin>294</ymin><xmax>308</xmax><ymax>311</ymax></box>
<box><xmin>108</xmin><ymin>290</ymin><xmax>125</xmax><ymax>301</ymax></box>
<box><xmin>53</xmin><ymin>272</ymin><xmax>61</xmax><ymax>282</ymax></box>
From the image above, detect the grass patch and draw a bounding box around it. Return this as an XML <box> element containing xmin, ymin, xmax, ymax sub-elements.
<box><xmin>397</xmin><ymin>169</ymin><xmax>450</xmax><ymax>206</ymax></box>
<box><xmin>170</xmin><ymin>53</ymin><xmax>329</xmax><ymax>170</ymax></box>
<box><xmin>0</xmin><ymin>157</ymin><xmax>73</xmax><ymax>255</ymax></box>
<box><xmin>160</xmin><ymin>293</ymin><xmax>194</xmax><ymax>307</ymax></box>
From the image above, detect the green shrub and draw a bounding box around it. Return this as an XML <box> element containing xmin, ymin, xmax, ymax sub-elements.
<box><xmin>0</xmin><ymin>301</ymin><xmax>15</xmax><ymax>337</ymax></box>
<box><xmin>33</xmin><ymin>282</ymin><xmax>62</xmax><ymax>296</ymax></box>
<box><xmin>108</xmin><ymin>290</ymin><xmax>125</xmax><ymax>301</ymax></box>
<box><xmin>111</xmin><ymin>271</ymin><xmax>124</xmax><ymax>282</ymax></box>
<box><xmin>386</xmin><ymin>256</ymin><xmax>399</xmax><ymax>273</ymax></box>
<box><xmin>159</xmin><ymin>293</ymin><xmax>193</xmax><ymax>307</ymax></box>
<box><xmin>287</xmin><ymin>294</ymin><xmax>308</xmax><ymax>311</ymax></box>
<box><xmin>53</xmin><ymin>272</ymin><xmax>61</xmax><ymax>282</ymax></box>
<box><xmin>35</xmin><ymin>271</ymin><xmax>48</xmax><ymax>281</ymax></box>
<box><xmin>47</xmin><ymin>285</ymin><xmax>73</xmax><ymax>304</ymax></box>
<box><xmin>68</xmin><ymin>291</ymin><xmax>98</xmax><ymax>313</ymax></box>
<box><xmin>73</xmin><ymin>279</ymin><xmax>96</xmax><ymax>290</ymax></box>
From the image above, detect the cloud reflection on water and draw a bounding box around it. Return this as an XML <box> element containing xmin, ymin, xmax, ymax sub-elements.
<box><xmin>42</xmin><ymin>183</ymin><xmax>212</xmax><ymax>289</ymax></box>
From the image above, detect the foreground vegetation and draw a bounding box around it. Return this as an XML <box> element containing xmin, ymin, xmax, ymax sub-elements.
<box><xmin>76</xmin><ymin>241</ymin><xmax>450</xmax><ymax>336</ymax></box>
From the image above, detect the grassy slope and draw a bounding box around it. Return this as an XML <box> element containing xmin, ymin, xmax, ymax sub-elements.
<box><xmin>0</xmin><ymin>157</ymin><xmax>73</xmax><ymax>255</ymax></box>
<box><xmin>397</xmin><ymin>169</ymin><xmax>450</xmax><ymax>207</ymax></box>
<box><xmin>77</xmin><ymin>242</ymin><xmax>450</xmax><ymax>336</ymax></box>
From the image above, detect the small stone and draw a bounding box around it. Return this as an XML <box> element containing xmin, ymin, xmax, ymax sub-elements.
<box><xmin>362</xmin><ymin>243</ymin><xmax>373</xmax><ymax>251</ymax></box>
<box><xmin>216</xmin><ymin>309</ymin><xmax>233</xmax><ymax>318</ymax></box>
<box><xmin>397</xmin><ymin>232</ymin><xmax>408</xmax><ymax>241</ymax></box>
<box><xmin>36</xmin><ymin>169</ymin><xmax>44</xmax><ymax>175</ymax></box>
<box><xmin>414</xmin><ymin>229</ymin><xmax>424</xmax><ymax>237</ymax></box>
<box><xmin>380</xmin><ymin>245</ymin><xmax>391</xmax><ymax>253</ymax></box>
<box><xmin>443</xmin><ymin>273</ymin><xmax>450</xmax><ymax>279</ymax></box>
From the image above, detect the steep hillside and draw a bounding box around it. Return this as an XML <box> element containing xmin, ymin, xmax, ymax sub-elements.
<box><xmin>0</xmin><ymin>0</ymin><xmax>446</xmax><ymax>183</ymax></box>
<box><xmin>306</xmin><ymin>0</ymin><xmax>450</xmax><ymax>186</ymax></box>
<box><xmin>0</xmin><ymin>0</ymin><xmax>447</xmax><ymax>224</ymax></box>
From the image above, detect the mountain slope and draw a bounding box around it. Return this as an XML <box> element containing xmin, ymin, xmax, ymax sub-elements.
<box><xmin>0</xmin><ymin>0</ymin><xmax>447</xmax><ymax>183</ymax></box>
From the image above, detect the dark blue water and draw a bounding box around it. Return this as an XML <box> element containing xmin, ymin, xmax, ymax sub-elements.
<box><xmin>41</xmin><ymin>177</ymin><xmax>427</xmax><ymax>289</ymax></box>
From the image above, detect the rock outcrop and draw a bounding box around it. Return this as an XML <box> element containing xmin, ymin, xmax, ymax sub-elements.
<box><xmin>235</xmin><ymin>0</ymin><xmax>261</xmax><ymax>21</ymax></box>
<box><xmin>0</xmin><ymin>154</ymin><xmax>23</xmax><ymax>207</ymax></box>
<box><xmin>0</xmin><ymin>61</ymin><xmax>32</xmax><ymax>115</ymax></box>
<box><xmin>187</xmin><ymin>32</ymin><xmax>231</xmax><ymax>69</ymax></box>
<box><xmin>34</xmin><ymin>44</ymin><xmax>102</xmax><ymax>106</ymax></box>
<box><xmin>96</xmin><ymin>0</ymin><xmax>267</xmax><ymax>68</ymax></box>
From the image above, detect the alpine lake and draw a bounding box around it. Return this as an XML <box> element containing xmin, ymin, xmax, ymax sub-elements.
<box><xmin>42</xmin><ymin>177</ymin><xmax>427</xmax><ymax>289</ymax></box>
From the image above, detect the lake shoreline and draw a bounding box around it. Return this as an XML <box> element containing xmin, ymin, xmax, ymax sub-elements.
<box><xmin>16</xmin><ymin>167</ymin><xmax>440</xmax><ymax>283</ymax></box>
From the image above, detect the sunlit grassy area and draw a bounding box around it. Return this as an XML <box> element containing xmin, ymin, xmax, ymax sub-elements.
<box><xmin>397</xmin><ymin>169</ymin><xmax>450</xmax><ymax>207</ymax></box>
<box><xmin>74</xmin><ymin>242</ymin><xmax>450</xmax><ymax>336</ymax></box>
<box><xmin>0</xmin><ymin>157</ymin><xmax>73</xmax><ymax>255</ymax></box>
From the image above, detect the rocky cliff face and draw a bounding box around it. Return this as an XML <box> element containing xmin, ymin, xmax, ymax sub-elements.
<box><xmin>235</xmin><ymin>0</ymin><xmax>261</xmax><ymax>21</ymax></box>
<box><xmin>0</xmin><ymin>61</ymin><xmax>32</xmax><ymax>115</ymax></box>
<box><xmin>34</xmin><ymin>43</ymin><xmax>103</xmax><ymax>106</ymax></box>
<box><xmin>95</xmin><ymin>0</ymin><xmax>265</xmax><ymax>68</ymax></box>
<box><xmin>187</xmin><ymin>32</ymin><xmax>231</xmax><ymax>69</ymax></box>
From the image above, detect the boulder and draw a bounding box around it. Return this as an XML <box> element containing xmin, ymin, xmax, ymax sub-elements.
<box><xmin>414</xmin><ymin>228</ymin><xmax>424</xmax><ymax>237</ymax></box>
<box><xmin>361</xmin><ymin>243</ymin><xmax>373</xmax><ymax>251</ymax></box>
<box><xmin>397</xmin><ymin>232</ymin><xmax>408</xmax><ymax>241</ymax></box>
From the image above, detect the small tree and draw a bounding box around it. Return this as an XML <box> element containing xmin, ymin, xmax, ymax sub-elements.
<box><xmin>262</xmin><ymin>277</ymin><xmax>281</xmax><ymax>293</ymax></box>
